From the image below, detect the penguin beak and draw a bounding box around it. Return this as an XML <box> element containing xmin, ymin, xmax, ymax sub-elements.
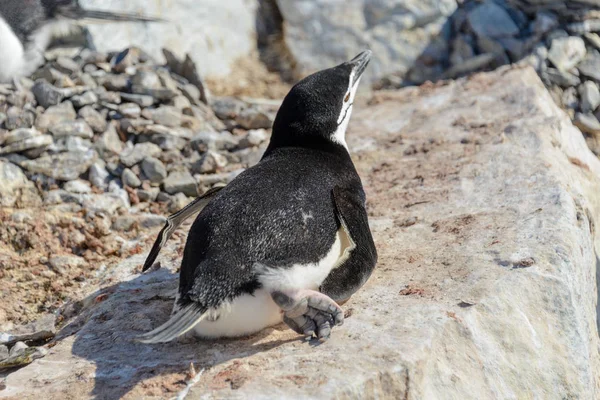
<box><xmin>346</xmin><ymin>50</ymin><xmax>372</xmax><ymax>87</ymax></box>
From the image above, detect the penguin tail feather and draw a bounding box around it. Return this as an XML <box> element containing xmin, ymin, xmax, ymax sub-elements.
<box><xmin>136</xmin><ymin>304</ymin><xmax>207</xmax><ymax>344</ymax></box>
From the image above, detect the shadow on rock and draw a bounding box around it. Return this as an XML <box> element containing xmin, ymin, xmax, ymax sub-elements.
<box><xmin>63</xmin><ymin>268</ymin><xmax>294</xmax><ymax>399</ymax></box>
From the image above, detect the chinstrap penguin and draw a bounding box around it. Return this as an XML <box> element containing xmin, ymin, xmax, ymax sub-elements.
<box><xmin>0</xmin><ymin>0</ymin><xmax>161</xmax><ymax>83</ymax></box>
<box><xmin>138</xmin><ymin>50</ymin><xmax>378</xmax><ymax>343</ymax></box>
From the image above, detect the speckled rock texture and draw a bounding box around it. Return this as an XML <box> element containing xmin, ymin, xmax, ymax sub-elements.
<box><xmin>3</xmin><ymin>66</ymin><xmax>600</xmax><ymax>399</ymax></box>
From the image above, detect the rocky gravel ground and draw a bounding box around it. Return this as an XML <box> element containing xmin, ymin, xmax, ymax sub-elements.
<box><xmin>379</xmin><ymin>0</ymin><xmax>600</xmax><ymax>155</ymax></box>
<box><xmin>0</xmin><ymin>46</ymin><xmax>285</xmax><ymax>333</ymax></box>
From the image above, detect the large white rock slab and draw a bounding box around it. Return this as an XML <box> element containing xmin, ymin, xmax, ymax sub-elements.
<box><xmin>2</xmin><ymin>66</ymin><xmax>600</xmax><ymax>399</ymax></box>
<box><xmin>276</xmin><ymin>0</ymin><xmax>457</xmax><ymax>83</ymax></box>
<box><xmin>79</xmin><ymin>0</ymin><xmax>259</xmax><ymax>78</ymax></box>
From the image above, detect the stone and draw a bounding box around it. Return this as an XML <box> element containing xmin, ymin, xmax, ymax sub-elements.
<box><xmin>450</xmin><ymin>35</ymin><xmax>474</xmax><ymax>67</ymax></box>
<box><xmin>235</xmin><ymin>106</ymin><xmax>273</xmax><ymax>130</ymax></box>
<box><xmin>96</xmin><ymin>125</ymin><xmax>123</xmax><ymax>157</ymax></box>
<box><xmin>195</xmin><ymin>171</ymin><xmax>234</xmax><ymax>187</ymax></box>
<box><xmin>562</xmin><ymin>87</ymin><xmax>579</xmax><ymax>112</ymax></box>
<box><xmin>163</xmin><ymin>169</ymin><xmax>197</xmax><ymax>197</ymax></box>
<box><xmin>547</xmin><ymin>36</ymin><xmax>587</xmax><ymax>72</ymax></box>
<box><xmin>530</xmin><ymin>11</ymin><xmax>559</xmax><ymax>35</ymax></box>
<box><xmin>95</xmin><ymin>89</ymin><xmax>121</xmax><ymax>105</ymax></box>
<box><xmin>110</xmin><ymin>47</ymin><xmax>144</xmax><ymax>73</ymax></box>
<box><xmin>163</xmin><ymin>49</ymin><xmax>209</xmax><ymax>104</ymax></box>
<box><xmin>142</xmin><ymin>106</ymin><xmax>182</xmax><ymax>127</ymax></box>
<box><xmin>9</xmin><ymin>342</ymin><xmax>28</xmax><ymax>357</ymax></box>
<box><xmin>4</xmin><ymin>106</ymin><xmax>35</xmax><ymax>130</ymax></box>
<box><xmin>191</xmin><ymin>150</ymin><xmax>228</xmax><ymax>174</ymax></box>
<box><xmin>111</xmin><ymin>216</ymin><xmax>137</xmax><ymax>232</ymax></box>
<box><xmin>119</xmin><ymin>103</ymin><xmax>142</xmax><ymax>119</ymax></box>
<box><xmin>131</xmin><ymin>69</ymin><xmax>161</xmax><ymax>90</ymax></box>
<box><xmin>80</xmin><ymin>192</ymin><xmax>129</xmax><ymax>215</ymax></box>
<box><xmin>138</xmin><ymin>214</ymin><xmax>167</xmax><ymax>229</ymax></box>
<box><xmin>0</xmin><ymin>345</ymin><xmax>8</xmax><ymax>361</ymax></box>
<box><xmin>56</xmin><ymin>136</ymin><xmax>92</xmax><ymax>153</ymax></box>
<box><xmin>35</xmin><ymin>102</ymin><xmax>76</xmax><ymax>132</ymax></box>
<box><xmin>54</xmin><ymin>57</ymin><xmax>79</xmax><ymax>75</ymax></box>
<box><xmin>88</xmin><ymin>162</ymin><xmax>110</xmax><ymax>189</ymax></box>
<box><xmin>0</xmin><ymin>135</ymin><xmax>53</xmax><ymax>155</ymax></box>
<box><xmin>238</xmin><ymin>129</ymin><xmax>269</xmax><ymax>149</ymax></box>
<box><xmin>119</xmin><ymin>93</ymin><xmax>154</xmax><ymax>107</ymax></box>
<box><xmin>543</xmin><ymin>68</ymin><xmax>581</xmax><ymax>88</ymax></box>
<box><xmin>78</xmin><ymin>106</ymin><xmax>107</xmax><ymax>133</ymax></box>
<box><xmin>137</xmin><ymin>187</ymin><xmax>160</xmax><ymax>202</ymax></box>
<box><xmin>43</xmin><ymin>189</ymin><xmax>80</xmax><ymax>205</ymax></box>
<box><xmin>171</xmin><ymin>95</ymin><xmax>191</xmax><ymax>110</ymax></box>
<box><xmin>580</xmin><ymin>81</ymin><xmax>600</xmax><ymax>113</ymax></box>
<box><xmin>499</xmin><ymin>37</ymin><xmax>528</xmax><ymax>62</ymax></box>
<box><xmin>578</xmin><ymin>52</ymin><xmax>600</xmax><ymax>82</ymax></box>
<box><xmin>70</xmin><ymin>91</ymin><xmax>98</xmax><ymax>108</ymax></box>
<box><xmin>48</xmin><ymin>256</ymin><xmax>87</xmax><ymax>275</ymax></box>
<box><xmin>63</xmin><ymin>179</ymin><xmax>92</xmax><ymax>194</ymax></box>
<box><xmin>98</xmin><ymin>74</ymin><xmax>130</xmax><ymax>92</ymax></box>
<box><xmin>211</xmin><ymin>96</ymin><xmax>245</xmax><ymax>120</ymax></box>
<box><xmin>191</xmin><ymin>131</ymin><xmax>239</xmax><ymax>152</ymax></box>
<box><xmin>0</xmin><ymin>314</ymin><xmax>56</xmax><ymax>346</ymax></box>
<box><xmin>0</xmin><ymin>344</ymin><xmax>46</xmax><ymax>371</ymax></box>
<box><xmin>120</xmin><ymin>143</ymin><xmax>161</xmax><ymax>167</ymax></box>
<box><xmin>20</xmin><ymin>150</ymin><xmax>97</xmax><ymax>181</ymax></box>
<box><xmin>574</xmin><ymin>112</ymin><xmax>600</xmax><ymax>135</ymax></box>
<box><xmin>476</xmin><ymin>36</ymin><xmax>509</xmax><ymax>66</ymax></box>
<box><xmin>113</xmin><ymin>214</ymin><xmax>166</xmax><ymax>232</ymax></box>
<box><xmin>3</xmin><ymin>128</ymin><xmax>40</xmax><ymax>145</ymax></box>
<box><xmin>122</xmin><ymin>168</ymin><xmax>142</xmax><ymax>188</ymax></box>
<box><xmin>181</xmin><ymin>83</ymin><xmax>201</xmax><ymax>105</ymax></box>
<box><xmin>584</xmin><ymin>33</ymin><xmax>600</xmax><ymax>51</ymax></box>
<box><xmin>0</xmin><ymin>160</ymin><xmax>41</xmax><ymax>207</ymax></box>
<box><xmin>467</xmin><ymin>2</ymin><xmax>519</xmax><ymax>39</ymax></box>
<box><xmin>567</xmin><ymin>19</ymin><xmax>600</xmax><ymax>34</ymax></box>
<box><xmin>149</xmin><ymin>133</ymin><xmax>188</xmax><ymax>151</ymax></box>
<box><xmin>49</xmin><ymin>120</ymin><xmax>94</xmax><ymax>139</ymax></box>
<box><xmin>189</xmin><ymin>103</ymin><xmax>226</xmax><ymax>131</ymax></box>
<box><xmin>8</xmin><ymin>67</ymin><xmax>600</xmax><ymax>399</ymax></box>
<box><xmin>442</xmin><ymin>54</ymin><xmax>496</xmax><ymax>79</ymax></box>
<box><xmin>31</xmin><ymin>80</ymin><xmax>64</xmax><ymax>108</ymax></box>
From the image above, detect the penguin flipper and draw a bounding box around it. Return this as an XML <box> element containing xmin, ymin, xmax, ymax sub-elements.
<box><xmin>136</xmin><ymin>304</ymin><xmax>207</xmax><ymax>343</ymax></box>
<box><xmin>142</xmin><ymin>186</ymin><xmax>224</xmax><ymax>272</ymax></box>
<box><xmin>320</xmin><ymin>186</ymin><xmax>377</xmax><ymax>302</ymax></box>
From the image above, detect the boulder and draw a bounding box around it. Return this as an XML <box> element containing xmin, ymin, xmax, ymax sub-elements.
<box><xmin>4</xmin><ymin>67</ymin><xmax>600</xmax><ymax>399</ymax></box>
<box><xmin>78</xmin><ymin>0</ymin><xmax>259</xmax><ymax>78</ymax></box>
<box><xmin>275</xmin><ymin>0</ymin><xmax>457</xmax><ymax>83</ymax></box>
<box><xmin>0</xmin><ymin>161</ymin><xmax>41</xmax><ymax>208</ymax></box>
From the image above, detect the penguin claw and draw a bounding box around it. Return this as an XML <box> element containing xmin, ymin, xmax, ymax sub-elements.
<box><xmin>272</xmin><ymin>289</ymin><xmax>344</xmax><ymax>340</ymax></box>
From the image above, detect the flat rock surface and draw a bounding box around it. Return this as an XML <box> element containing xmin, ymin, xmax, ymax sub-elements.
<box><xmin>3</xmin><ymin>66</ymin><xmax>600</xmax><ymax>399</ymax></box>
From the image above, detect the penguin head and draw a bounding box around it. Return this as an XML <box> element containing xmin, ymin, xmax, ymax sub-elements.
<box><xmin>266</xmin><ymin>50</ymin><xmax>372</xmax><ymax>154</ymax></box>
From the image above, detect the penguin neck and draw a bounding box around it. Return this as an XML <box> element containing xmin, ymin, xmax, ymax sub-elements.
<box><xmin>263</xmin><ymin>128</ymin><xmax>349</xmax><ymax>159</ymax></box>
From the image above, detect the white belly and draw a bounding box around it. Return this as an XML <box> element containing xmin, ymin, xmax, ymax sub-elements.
<box><xmin>0</xmin><ymin>16</ymin><xmax>26</xmax><ymax>83</ymax></box>
<box><xmin>191</xmin><ymin>289</ymin><xmax>283</xmax><ymax>338</ymax></box>
<box><xmin>182</xmin><ymin>227</ymin><xmax>355</xmax><ymax>338</ymax></box>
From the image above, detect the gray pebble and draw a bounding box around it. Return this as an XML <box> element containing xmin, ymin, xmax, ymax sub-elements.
<box><xmin>122</xmin><ymin>168</ymin><xmax>142</xmax><ymax>188</ymax></box>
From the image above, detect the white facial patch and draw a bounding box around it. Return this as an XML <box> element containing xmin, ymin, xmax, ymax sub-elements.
<box><xmin>332</xmin><ymin>69</ymin><xmax>362</xmax><ymax>150</ymax></box>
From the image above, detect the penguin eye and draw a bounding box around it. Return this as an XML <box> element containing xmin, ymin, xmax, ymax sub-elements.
<box><xmin>344</xmin><ymin>92</ymin><xmax>350</xmax><ymax>103</ymax></box>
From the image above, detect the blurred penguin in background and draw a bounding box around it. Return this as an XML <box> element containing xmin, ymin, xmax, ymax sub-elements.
<box><xmin>0</xmin><ymin>0</ymin><xmax>161</xmax><ymax>82</ymax></box>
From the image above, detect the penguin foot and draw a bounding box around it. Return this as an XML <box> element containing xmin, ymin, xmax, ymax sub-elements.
<box><xmin>271</xmin><ymin>290</ymin><xmax>344</xmax><ymax>340</ymax></box>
